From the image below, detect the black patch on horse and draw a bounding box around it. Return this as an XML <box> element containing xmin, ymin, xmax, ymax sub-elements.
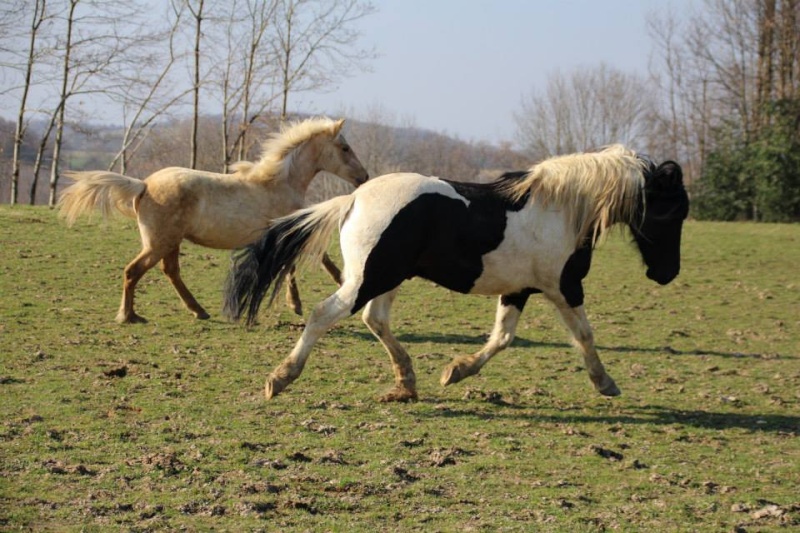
<box><xmin>559</xmin><ymin>241</ymin><xmax>593</xmax><ymax>308</ymax></box>
<box><xmin>500</xmin><ymin>288</ymin><xmax>541</xmax><ymax>311</ymax></box>
<box><xmin>353</xmin><ymin>176</ymin><xmax>529</xmax><ymax>312</ymax></box>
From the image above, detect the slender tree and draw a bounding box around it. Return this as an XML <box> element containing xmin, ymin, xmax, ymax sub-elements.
<box><xmin>214</xmin><ymin>0</ymin><xmax>280</xmax><ymax>172</ymax></box>
<box><xmin>108</xmin><ymin>2</ymin><xmax>192</xmax><ymax>174</ymax></box>
<box><xmin>272</xmin><ymin>0</ymin><xmax>376</xmax><ymax>122</ymax></box>
<box><xmin>187</xmin><ymin>0</ymin><xmax>204</xmax><ymax>169</ymax></box>
<box><xmin>6</xmin><ymin>0</ymin><xmax>48</xmax><ymax>205</ymax></box>
<box><xmin>514</xmin><ymin>64</ymin><xmax>654</xmax><ymax>160</ymax></box>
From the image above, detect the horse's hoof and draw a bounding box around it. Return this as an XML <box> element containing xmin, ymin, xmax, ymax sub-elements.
<box><xmin>441</xmin><ymin>361</ymin><xmax>479</xmax><ymax>386</ymax></box>
<box><xmin>265</xmin><ymin>375</ymin><xmax>288</xmax><ymax>399</ymax></box>
<box><xmin>597</xmin><ymin>377</ymin><xmax>621</xmax><ymax>397</ymax></box>
<box><xmin>117</xmin><ymin>313</ymin><xmax>147</xmax><ymax>324</ymax></box>
<box><xmin>195</xmin><ymin>310</ymin><xmax>210</xmax><ymax>320</ymax></box>
<box><xmin>292</xmin><ymin>304</ymin><xmax>303</xmax><ymax>317</ymax></box>
<box><xmin>440</xmin><ymin>365</ymin><xmax>462</xmax><ymax>386</ymax></box>
<box><xmin>378</xmin><ymin>387</ymin><xmax>418</xmax><ymax>403</ymax></box>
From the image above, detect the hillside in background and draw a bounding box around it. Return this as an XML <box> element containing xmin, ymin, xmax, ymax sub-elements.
<box><xmin>0</xmin><ymin>115</ymin><xmax>530</xmax><ymax>206</ymax></box>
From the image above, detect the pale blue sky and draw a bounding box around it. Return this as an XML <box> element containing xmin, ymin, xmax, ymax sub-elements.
<box><xmin>297</xmin><ymin>0</ymin><xmax>693</xmax><ymax>145</ymax></box>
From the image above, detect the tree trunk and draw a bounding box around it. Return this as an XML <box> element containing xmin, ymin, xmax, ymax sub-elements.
<box><xmin>778</xmin><ymin>0</ymin><xmax>798</xmax><ymax>100</ymax></box>
<box><xmin>48</xmin><ymin>0</ymin><xmax>77</xmax><ymax>207</ymax></box>
<box><xmin>756</xmin><ymin>0</ymin><xmax>776</xmax><ymax>131</ymax></box>
<box><xmin>189</xmin><ymin>0</ymin><xmax>204</xmax><ymax>169</ymax></box>
<box><xmin>12</xmin><ymin>0</ymin><xmax>46</xmax><ymax>205</ymax></box>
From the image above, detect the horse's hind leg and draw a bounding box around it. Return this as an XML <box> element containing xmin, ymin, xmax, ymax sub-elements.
<box><xmin>161</xmin><ymin>248</ymin><xmax>209</xmax><ymax>320</ymax></box>
<box><xmin>283</xmin><ymin>255</ymin><xmax>344</xmax><ymax>316</ymax></box>
<box><xmin>117</xmin><ymin>249</ymin><xmax>161</xmax><ymax>324</ymax></box>
<box><xmin>362</xmin><ymin>288</ymin><xmax>417</xmax><ymax>402</ymax></box>
<box><xmin>552</xmin><ymin>303</ymin><xmax>620</xmax><ymax>396</ymax></box>
<box><xmin>267</xmin><ymin>281</ymin><xmax>359</xmax><ymax>399</ymax></box>
<box><xmin>284</xmin><ymin>267</ymin><xmax>303</xmax><ymax>316</ymax></box>
<box><xmin>441</xmin><ymin>293</ymin><xmax>527</xmax><ymax>386</ymax></box>
<box><xmin>321</xmin><ymin>252</ymin><xmax>343</xmax><ymax>285</ymax></box>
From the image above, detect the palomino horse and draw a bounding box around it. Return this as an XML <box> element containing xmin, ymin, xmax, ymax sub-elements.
<box><xmin>59</xmin><ymin>117</ymin><xmax>368</xmax><ymax>324</ymax></box>
<box><xmin>224</xmin><ymin>145</ymin><xmax>689</xmax><ymax>402</ymax></box>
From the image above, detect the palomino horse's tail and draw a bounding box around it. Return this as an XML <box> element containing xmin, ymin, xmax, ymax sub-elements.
<box><xmin>58</xmin><ymin>171</ymin><xmax>146</xmax><ymax>226</ymax></box>
<box><xmin>223</xmin><ymin>194</ymin><xmax>356</xmax><ymax>325</ymax></box>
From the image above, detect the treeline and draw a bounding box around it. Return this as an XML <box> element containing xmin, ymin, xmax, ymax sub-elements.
<box><xmin>647</xmin><ymin>0</ymin><xmax>800</xmax><ymax>221</ymax></box>
<box><xmin>512</xmin><ymin>0</ymin><xmax>800</xmax><ymax>222</ymax></box>
<box><xmin>0</xmin><ymin>0</ymin><xmax>377</xmax><ymax>206</ymax></box>
<box><xmin>0</xmin><ymin>110</ymin><xmax>529</xmax><ymax>205</ymax></box>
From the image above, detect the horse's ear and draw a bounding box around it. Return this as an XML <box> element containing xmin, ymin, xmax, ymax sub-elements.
<box><xmin>657</xmin><ymin>161</ymin><xmax>684</xmax><ymax>187</ymax></box>
<box><xmin>332</xmin><ymin>118</ymin><xmax>345</xmax><ymax>136</ymax></box>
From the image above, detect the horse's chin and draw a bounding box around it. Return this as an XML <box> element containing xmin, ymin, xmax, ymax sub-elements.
<box><xmin>647</xmin><ymin>268</ymin><xmax>678</xmax><ymax>286</ymax></box>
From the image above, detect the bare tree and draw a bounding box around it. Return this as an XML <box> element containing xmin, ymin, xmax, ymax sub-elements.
<box><xmin>777</xmin><ymin>0</ymin><xmax>799</xmax><ymax>100</ymax></box>
<box><xmin>213</xmin><ymin>0</ymin><xmax>280</xmax><ymax>172</ymax></box>
<box><xmin>34</xmin><ymin>0</ymin><xmax>154</xmax><ymax>205</ymax></box>
<box><xmin>648</xmin><ymin>0</ymin><xmax>800</xmax><ymax>185</ymax></box>
<box><xmin>187</xmin><ymin>0</ymin><xmax>204</xmax><ymax>169</ymax></box>
<box><xmin>685</xmin><ymin>0</ymin><xmax>761</xmax><ymax>141</ymax></box>
<box><xmin>647</xmin><ymin>5</ymin><xmax>711</xmax><ymax>182</ymax></box>
<box><xmin>514</xmin><ymin>63</ymin><xmax>655</xmax><ymax>160</ymax></box>
<box><xmin>344</xmin><ymin>103</ymin><xmax>401</xmax><ymax>175</ymax></box>
<box><xmin>45</xmin><ymin>0</ymin><xmax>77</xmax><ymax>206</ymax></box>
<box><xmin>107</xmin><ymin>2</ymin><xmax>193</xmax><ymax>174</ymax></box>
<box><xmin>272</xmin><ymin>0</ymin><xmax>377</xmax><ymax>122</ymax></box>
<box><xmin>1</xmin><ymin>0</ymin><xmax>49</xmax><ymax>204</ymax></box>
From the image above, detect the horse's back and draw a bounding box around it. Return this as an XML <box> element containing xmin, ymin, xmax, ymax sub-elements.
<box><xmin>136</xmin><ymin>167</ymin><xmax>284</xmax><ymax>249</ymax></box>
<box><xmin>342</xmin><ymin>171</ymin><xmax>575</xmax><ymax>300</ymax></box>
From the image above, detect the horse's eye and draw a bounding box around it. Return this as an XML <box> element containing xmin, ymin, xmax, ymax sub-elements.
<box><xmin>342</xmin><ymin>145</ymin><xmax>351</xmax><ymax>153</ymax></box>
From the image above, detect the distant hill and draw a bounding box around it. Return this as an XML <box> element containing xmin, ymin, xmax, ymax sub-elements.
<box><xmin>0</xmin><ymin>114</ymin><xmax>530</xmax><ymax>205</ymax></box>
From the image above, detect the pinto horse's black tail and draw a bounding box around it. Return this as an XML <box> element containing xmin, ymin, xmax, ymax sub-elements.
<box><xmin>223</xmin><ymin>194</ymin><xmax>356</xmax><ymax>325</ymax></box>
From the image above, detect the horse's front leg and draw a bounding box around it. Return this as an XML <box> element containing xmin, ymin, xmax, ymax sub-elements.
<box><xmin>552</xmin><ymin>303</ymin><xmax>620</xmax><ymax>396</ymax></box>
<box><xmin>441</xmin><ymin>292</ymin><xmax>528</xmax><ymax>386</ymax></box>
<box><xmin>362</xmin><ymin>288</ymin><xmax>417</xmax><ymax>402</ymax></box>
<box><xmin>267</xmin><ymin>281</ymin><xmax>357</xmax><ymax>399</ymax></box>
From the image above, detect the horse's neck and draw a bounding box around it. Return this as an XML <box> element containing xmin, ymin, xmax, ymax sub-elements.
<box><xmin>282</xmin><ymin>140</ymin><xmax>320</xmax><ymax>195</ymax></box>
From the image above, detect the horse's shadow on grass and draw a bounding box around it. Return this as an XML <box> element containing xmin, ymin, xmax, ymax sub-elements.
<box><xmin>338</xmin><ymin>329</ymin><xmax>792</xmax><ymax>360</ymax></box>
<box><xmin>417</xmin><ymin>401</ymin><xmax>800</xmax><ymax>434</ymax></box>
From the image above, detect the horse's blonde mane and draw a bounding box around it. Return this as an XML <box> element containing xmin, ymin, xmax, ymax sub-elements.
<box><xmin>238</xmin><ymin>117</ymin><xmax>344</xmax><ymax>181</ymax></box>
<box><xmin>505</xmin><ymin>144</ymin><xmax>646</xmax><ymax>245</ymax></box>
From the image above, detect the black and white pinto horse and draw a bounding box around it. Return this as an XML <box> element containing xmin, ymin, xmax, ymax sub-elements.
<box><xmin>224</xmin><ymin>145</ymin><xmax>690</xmax><ymax>402</ymax></box>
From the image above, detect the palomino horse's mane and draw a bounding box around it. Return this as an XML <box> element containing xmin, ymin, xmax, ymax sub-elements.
<box><xmin>503</xmin><ymin>144</ymin><xmax>647</xmax><ymax>246</ymax></box>
<box><xmin>231</xmin><ymin>117</ymin><xmax>343</xmax><ymax>181</ymax></box>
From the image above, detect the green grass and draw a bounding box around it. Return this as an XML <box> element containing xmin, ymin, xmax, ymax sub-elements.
<box><xmin>1</xmin><ymin>205</ymin><xmax>798</xmax><ymax>532</ymax></box>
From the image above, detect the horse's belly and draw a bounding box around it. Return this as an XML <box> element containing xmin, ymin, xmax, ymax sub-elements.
<box><xmin>185</xmin><ymin>214</ymin><xmax>272</xmax><ymax>249</ymax></box>
<box><xmin>462</xmin><ymin>249</ymin><xmax>546</xmax><ymax>295</ymax></box>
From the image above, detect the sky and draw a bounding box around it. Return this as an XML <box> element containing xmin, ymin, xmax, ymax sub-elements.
<box><xmin>294</xmin><ymin>0</ymin><xmax>694</xmax><ymax>145</ymax></box>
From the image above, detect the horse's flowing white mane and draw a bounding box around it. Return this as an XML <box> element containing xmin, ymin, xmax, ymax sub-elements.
<box><xmin>504</xmin><ymin>144</ymin><xmax>646</xmax><ymax>245</ymax></box>
<box><xmin>231</xmin><ymin>117</ymin><xmax>343</xmax><ymax>180</ymax></box>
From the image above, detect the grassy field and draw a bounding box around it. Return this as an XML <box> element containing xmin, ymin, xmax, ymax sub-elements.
<box><xmin>1</xmin><ymin>205</ymin><xmax>798</xmax><ymax>532</ymax></box>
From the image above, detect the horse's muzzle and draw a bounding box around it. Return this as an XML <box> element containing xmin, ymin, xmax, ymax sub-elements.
<box><xmin>647</xmin><ymin>267</ymin><xmax>679</xmax><ymax>285</ymax></box>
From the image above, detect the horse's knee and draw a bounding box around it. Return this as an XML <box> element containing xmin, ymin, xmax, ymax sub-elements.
<box><xmin>571</xmin><ymin>328</ymin><xmax>594</xmax><ymax>349</ymax></box>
